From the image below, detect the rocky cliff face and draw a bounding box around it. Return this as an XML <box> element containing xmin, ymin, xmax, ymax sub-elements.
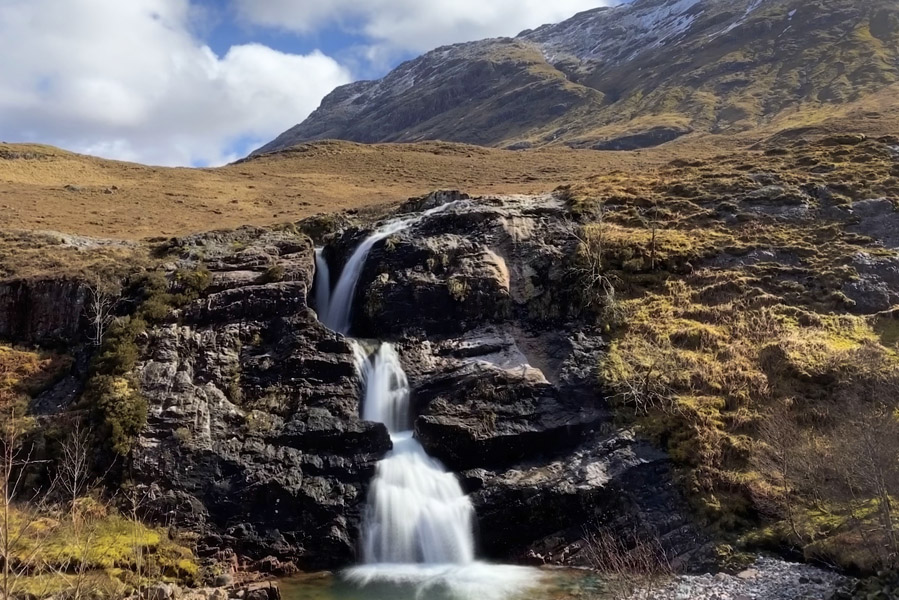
<box><xmin>254</xmin><ymin>0</ymin><xmax>899</xmax><ymax>154</ymax></box>
<box><xmin>0</xmin><ymin>277</ymin><xmax>87</xmax><ymax>346</ymax></box>
<box><xmin>119</xmin><ymin>193</ymin><xmax>706</xmax><ymax>571</ymax></box>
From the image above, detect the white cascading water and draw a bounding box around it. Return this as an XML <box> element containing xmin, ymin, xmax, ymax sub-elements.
<box><xmin>313</xmin><ymin>248</ymin><xmax>331</xmax><ymax>322</ymax></box>
<box><xmin>358</xmin><ymin>344</ymin><xmax>476</xmax><ymax>565</ymax></box>
<box><xmin>319</xmin><ymin>202</ymin><xmax>463</xmax><ymax>335</ymax></box>
<box><xmin>314</xmin><ymin>203</ymin><xmax>539</xmax><ymax>599</ymax></box>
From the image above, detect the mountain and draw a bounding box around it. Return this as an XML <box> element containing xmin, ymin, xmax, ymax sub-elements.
<box><xmin>255</xmin><ymin>0</ymin><xmax>899</xmax><ymax>154</ymax></box>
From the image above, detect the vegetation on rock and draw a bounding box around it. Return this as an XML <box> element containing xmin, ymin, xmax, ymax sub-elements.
<box><xmin>1</xmin><ymin>345</ymin><xmax>199</xmax><ymax>599</ymax></box>
<box><xmin>567</xmin><ymin>135</ymin><xmax>899</xmax><ymax>573</ymax></box>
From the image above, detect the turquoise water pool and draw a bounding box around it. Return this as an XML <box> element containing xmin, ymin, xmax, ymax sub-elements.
<box><xmin>279</xmin><ymin>565</ymin><xmax>610</xmax><ymax>600</ymax></box>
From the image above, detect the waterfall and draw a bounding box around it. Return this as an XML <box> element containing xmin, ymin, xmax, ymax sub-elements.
<box><xmin>357</xmin><ymin>345</ymin><xmax>476</xmax><ymax>565</ymax></box>
<box><xmin>313</xmin><ymin>248</ymin><xmax>331</xmax><ymax>320</ymax></box>
<box><xmin>320</xmin><ymin>201</ymin><xmax>464</xmax><ymax>335</ymax></box>
<box><xmin>315</xmin><ymin>201</ymin><xmax>539</xmax><ymax>598</ymax></box>
<box><xmin>360</xmin><ymin>344</ymin><xmax>411</xmax><ymax>434</ymax></box>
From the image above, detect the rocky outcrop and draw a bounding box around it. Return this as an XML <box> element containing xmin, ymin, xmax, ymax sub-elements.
<box><xmin>587</xmin><ymin>126</ymin><xmax>692</xmax><ymax>151</ymax></box>
<box><xmin>12</xmin><ymin>187</ymin><xmax>895</xmax><ymax>574</ymax></box>
<box><xmin>130</xmin><ymin>231</ymin><xmax>387</xmax><ymax>569</ymax></box>
<box><xmin>312</xmin><ymin>192</ymin><xmax>707</xmax><ymax>566</ymax></box>
<box><xmin>333</xmin><ymin>193</ymin><xmax>577</xmax><ymax>337</ymax></box>
<box><xmin>132</xmin><ymin>308</ymin><xmax>390</xmax><ymax>569</ymax></box>
<box><xmin>0</xmin><ymin>277</ymin><xmax>87</xmax><ymax>345</ymax></box>
<box><xmin>122</xmin><ymin>192</ymin><xmax>708</xmax><ymax>570</ymax></box>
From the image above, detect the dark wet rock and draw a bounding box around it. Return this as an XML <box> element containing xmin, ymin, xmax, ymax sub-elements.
<box><xmin>130</xmin><ymin>230</ymin><xmax>387</xmax><ymax>570</ymax></box>
<box><xmin>240</xmin><ymin>581</ymin><xmax>281</xmax><ymax>600</ymax></box>
<box><xmin>469</xmin><ymin>430</ymin><xmax>706</xmax><ymax>568</ymax></box>
<box><xmin>357</xmin><ymin>238</ymin><xmax>513</xmax><ymax>337</ymax></box>
<box><xmin>132</xmin><ymin>311</ymin><xmax>386</xmax><ymax>569</ymax></box>
<box><xmin>589</xmin><ymin>126</ymin><xmax>691</xmax><ymax>151</ymax></box>
<box><xmin>334</xmin><ymin>193</ymin><xmax>577</xmax><ymax>337</ymax></box>
<box><xmin>843</xmin><ymin>252</ymin><xmax>899</xmax><ymax>313</ymax></box>
<box><xmin>737</xmin><ymin>184</ymin><xmax>814</xmax><ymax>221</ymax></box>
<box><xmin>16</xmin><ymin>189</ymin><xmax>899</xmax><ymax>576</ymax></box>
<box><xmin>388</xmin><ymin>323</ymin><xmax>701</xmax><ymax>569</ymax></box>
<box><xmin>125</xmin><ymin>194</ymin><xmax>711</xmax><ymax>570</ymax></box>
<box><xmin>706</xmin><ymin>249</ymin><xmax>803</xmax><ymax>269</ymax></box>
<box><xmin>820</xmin><ymin>133</ymin><xmax>867</xmax><ymax>146</ymax></box>
<box><xmin>0</xmin><ymin>277</ymin><xmax>87</xmax><ymax>345</ymax></box>
<box><xmin>848</xmin><ymin>198</ymin><xmax>899</xmax><ymax>249</ymax></box>
<box><xmin>406</xmin><ymin>331</ymin><xmax>608</xmax><ymax>471</ymax></box>
<box><xmin>183</xmin><ymin>282</ymin><xmax>311</xmax><ymax>325</ymax></box>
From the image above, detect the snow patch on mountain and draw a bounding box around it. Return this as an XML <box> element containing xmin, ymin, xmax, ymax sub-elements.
<box><xmin>709</xmin><ymin>0</ymin><xmax>771</xmax><ymax>38</ymax></box>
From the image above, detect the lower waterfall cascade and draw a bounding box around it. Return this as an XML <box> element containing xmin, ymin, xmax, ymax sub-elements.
<box><xmin>312</xmin><ymin>206</ymin><xmax>541</xmax><ymax>598</ymax></box>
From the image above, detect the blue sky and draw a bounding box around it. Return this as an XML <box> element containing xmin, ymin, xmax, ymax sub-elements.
<box><xmin>0</xmin><ymin>0</ymin><xmax>620</xmax><ymax>166</ymax></box>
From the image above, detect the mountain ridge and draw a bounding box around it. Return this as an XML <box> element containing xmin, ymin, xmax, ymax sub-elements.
<box><xmin>255</xmin><ymin>0</ymin><xmax>899</xmax><ymax>155</ymax></box>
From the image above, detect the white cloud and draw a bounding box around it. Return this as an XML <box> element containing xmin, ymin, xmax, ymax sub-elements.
<box><xmin>235</xmin><ymin>0</ymin><xmax>619</xmax><ymax>69</ymax></box>
<box><xmin>0</xmin><ymin>0</ymin><xmax>351</xmax><ymax>166</ymax></box>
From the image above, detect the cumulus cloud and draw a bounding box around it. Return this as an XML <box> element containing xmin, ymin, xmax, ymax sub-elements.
<box><xmin>235</xmin><ymin>0</ymin><xmax>619</xmax><ymax>68</ymax></box>
<box><xmin>0</xmin><ymin>0</ymin><xmax>351</xmax><ymax>166</ymax></box>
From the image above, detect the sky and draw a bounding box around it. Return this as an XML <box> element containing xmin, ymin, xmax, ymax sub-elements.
<box><xmin>0</xmin><ymin>0</ymin><xmax>622</xmax><ymax>167</ymax></box>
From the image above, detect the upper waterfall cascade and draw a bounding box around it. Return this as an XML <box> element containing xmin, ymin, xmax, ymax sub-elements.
<box><xmin>313</xmin><ymin>202</ymin><xmax>539</xmax><ymax>598</ymax></box>
<box><xmin>317</xmin><ymin>201</ymin><xmax>464</xmax><ymax>335</ymax></box>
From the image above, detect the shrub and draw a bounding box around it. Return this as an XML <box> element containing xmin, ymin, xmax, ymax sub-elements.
<box><xmin>581</xmin><ymin>525</ymin><xmax>674</xmax><ymax>596</ymax></box>
<box><xmin>171</xmin><ymin>267</ymin><xmax>211</xmax><ymax>306</ymax></box>
<box><xmin>91</xmin><ymin>317</ymin><xmax>146</xmax><ymax>376</ymax></box>
<box><xmin>84</xmin><ymin>375</ymin><xmax>147</xmax><ymax>455</ymax></box>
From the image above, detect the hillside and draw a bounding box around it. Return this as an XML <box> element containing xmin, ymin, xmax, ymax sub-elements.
<box><xmin>256</xmin><ymin>0</ymin><xmax>899</xmax><ymax>154</ymax></box>
<box><xmin>3</xmin><ymin>83</ymin><xmax>899</xmax><ymax>282</ymax></box>
<box><xmin>1</xmin><ymin>136</ymin><xmax>725</xmax><ymax>280</ymax></box>
<box><xmin>0</xmin><ymin>140</ymin><xmax>662</xmax><ymax>242</ymax></box>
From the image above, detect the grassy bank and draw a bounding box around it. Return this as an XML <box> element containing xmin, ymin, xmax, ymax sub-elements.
<box><xmin>565</xmin><ymin>134</ymin><xmax>899</xmax><ymax>573</ymax></box>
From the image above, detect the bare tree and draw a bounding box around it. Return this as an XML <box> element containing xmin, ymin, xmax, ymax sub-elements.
<box><xmin>85</xmin><ymin>274</ymin><xmax>121</xmax><ymax>347</ymax></box>
<box><xmin>0</xmin><ymin>399</ymin><xmax>57</xmax><ymax>599</ymax></box>
<box><xmin>753</xmin><ymin>400</ymin><xmax>807</xmax><ymax>545</ymax></box>
<box><xmin>831</xmin><ymin>401</ymin><xmax>899</xmax><ymax>568</ymax></box>
<box><xmin>581</xmin><ymin>524</ymin><xmax>673</xmax><ymax>595</ymax></box>
<box><xmin>58</xmin><ymin>422</ymin><xmax>94</xmax><ymax>511</ymax></box>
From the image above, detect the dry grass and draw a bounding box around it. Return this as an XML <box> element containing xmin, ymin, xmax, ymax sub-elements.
<box><xmin>0</xmin><ymin>345</ymin><xmax>72</xmax><ymax>399</ymax></box>
<box><xmin>1</xmin><ymin>84</ymin><xmax>897</xmax><ymax>244</ymax></box>
<box><xmin>563</xmin><ymin>135</ymin><xmax>899</xmax><ymax>572</ymax></box>
<box><xmin>0</xmin><ymin>139</ymin><xmax>721</xmax><ymax>241</ymax></box>
<box><xmin>0</xmin><ymin>230</ymin><xmax>151</xmax><ymax>280</ymax></box>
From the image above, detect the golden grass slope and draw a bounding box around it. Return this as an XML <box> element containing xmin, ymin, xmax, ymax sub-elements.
<box><xmin>0</xmin><ymin>140</ymin><xmax>696</xmax><ymax>240</ymax></box>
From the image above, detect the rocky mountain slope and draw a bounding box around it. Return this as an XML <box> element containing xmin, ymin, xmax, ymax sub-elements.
<box><xmin>256</xmin><ymin>0</ymin><xmax>899</xmax><ymax>153</ymax></box>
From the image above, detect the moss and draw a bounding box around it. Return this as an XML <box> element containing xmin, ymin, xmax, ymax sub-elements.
<box><xmin>258</xmin><ymin>264</ymin><xmax>285</xmax><ymax>284</ymax></box>
<box><xmin>7</xmin><ymin>503</ymin><xmax>200</xmax><ymax>596</ymax></box>
<box><xmin>226</xmin><ymin>372</ymin><xmax>243</xmax><ymax>404</ymax></box>
<box><xmin>171</xmin><ymin>267</ymin><xmax>211</xmax><ymax>306</ymax></box>
<box><xmin>0</xmin><ymin>345</ymin><xmax>72</xmax><ymax>398</ymax></box>
<box><xmin>447</xmin><ymin>276</ymin><xmax>470</xmax><ymax>302</ymax></box>
<box><xmin>173</xmin><ymin>427</ymin><xmax>191</xmax><ymax>443</ymax></box>
<box><xmin>570</xmin><ymin>143</ymin><xmax>899</xmax><ymax>568</ymax></box>
<box><xmin>874</xmin><ymin>312</ymin><xmax>899</xmax><ymax>346</ymax></box>
<box><xmin>384</xmin><ymin>235</ymin><xmax>400</xmax><ymax>252</ymax></box>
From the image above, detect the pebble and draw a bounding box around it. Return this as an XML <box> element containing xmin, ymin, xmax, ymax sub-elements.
<box><xmin>625</xmin><ymin>557</ymin><xmax>850</xmax><ymax>600</ymax></box>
